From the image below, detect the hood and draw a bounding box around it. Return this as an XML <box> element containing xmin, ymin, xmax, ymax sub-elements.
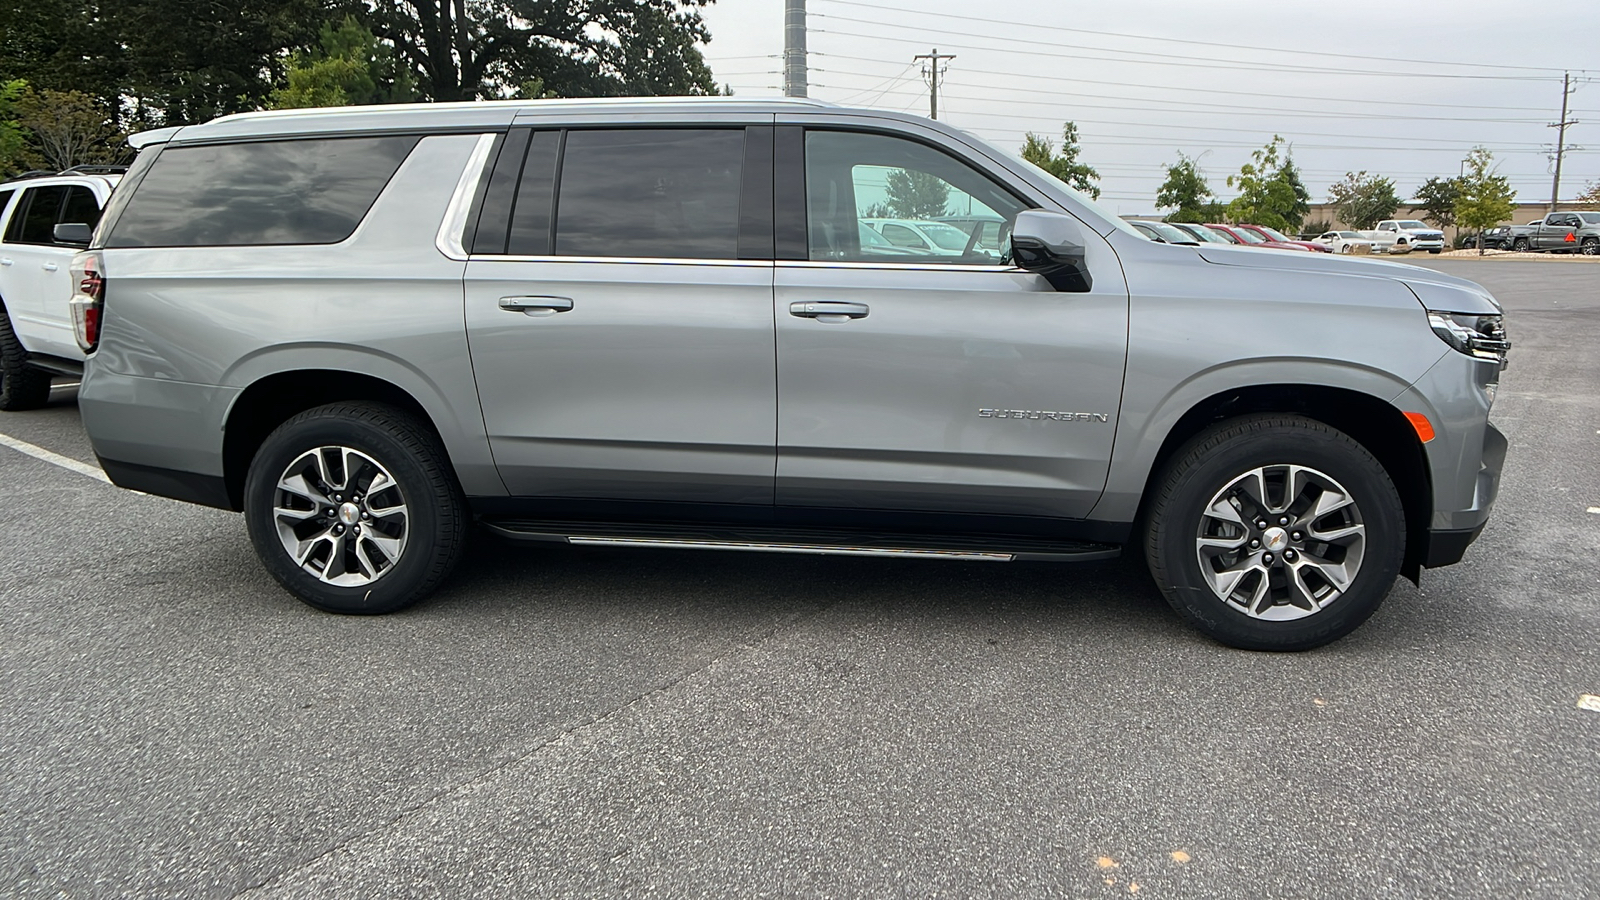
<box><xmin>1197</xmin><ymin>245</ymin><xmax>1501</xmax><ymax>313</ymax></box>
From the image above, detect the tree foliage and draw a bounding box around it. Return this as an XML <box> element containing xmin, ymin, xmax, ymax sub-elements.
<box><xmin>884</xmin><ymin>168</ymin><xmax>950</xmax><ymax>219</ymax></box>
<box><xmin>1020</xmin><ymin>122</ymin><xmax>1100</xmax><ymax>199</ymax></box>
<box><xmin>369</xmin><ymin>0</ymin><xmax>718</xmax><ymax>102</ymax></box>
<box><xmin>0</xmin><ymin>79</ymin><xmax>26</xmax><ymax>174</ymax></box>
<box><xmin>271</xmin><ymin>17</ymin><xmax>414</xmax><ymax>109</ymax></box>
<box><xmin>1327</xmin><ymin>171</ymin><xmax>1400</xmax><ymax>230</ymax></box>
<box><xmin>1577</xmin><ymin>180</ymin><xmax>1600</xmax><ymax>205</ymax></box>
<box><xmin>1455</xmin><ymin>147</ymin><xmax>1517</xmax><ymax>256</ymax></box>
<box><xmin>1226</xmin><ymin>135</ymin><xmax>1309</xmax><ymax>231</ymax></box>
<box><xmin>1412</xmin><ymin>176</ymin><xmax>1462</xmax><ymax>230</ymax></box>
<box><xmin>1155</xmin><ymin>153</ymin><xmax>1214</xmax><ymax>221</ymax></box>
<box><xmin>14</xmin><ymin>87</ymin><xmax>126</xmax><ymax>170</ymax></box>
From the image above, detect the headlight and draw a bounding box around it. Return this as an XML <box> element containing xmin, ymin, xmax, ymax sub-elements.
<box><xmin>1429</xmin><ymin>311</ymin><xmax>1509</xmax><ymax>367</ymax></box>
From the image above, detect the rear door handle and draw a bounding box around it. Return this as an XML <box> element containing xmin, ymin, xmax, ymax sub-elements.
<box><xmin>499</xmin><ymin>296</ymin><xmax>573</xmax><ymax>316</ymax></box>
<box><xmin>789</xmin><ymin>301</ymin><xmax>869</xmax><ymax>320</ymax></box>
<box><xmin>41</xmin><ymin>262</ymin><xmax>58</xmax><ymax>272</ymax></box>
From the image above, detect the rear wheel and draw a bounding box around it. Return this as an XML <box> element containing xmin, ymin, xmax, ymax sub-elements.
<box><xmin>1582</xmin><ymin>237</ymin><xmax>1598</xmax><ymax>256</ymax></box>
<box><xmin>243</xmin><ymin>402</ymin><xmax>467</xmax><ymax>614</ymax></box>
<box><xmin>1144</xmin><ymin>415</ymin><xmax>1405</xmax><ymax>651</ymax></box>
<box><xmin>0</xmin><ymin>303</ymin><xmax>53</xmax><ymax>411</ymax></box>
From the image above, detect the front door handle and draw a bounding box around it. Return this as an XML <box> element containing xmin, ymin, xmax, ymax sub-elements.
<box><xmin>789</xmin><ymin>300</ymin><xmax>869</xmax><ymax>320</ymax></box>
<box><xmin>0</xmin><ymin>258</ymin><xmax>12</xmax><ymax>267</ymax></box>
<box><xmin>499</xmin><ymin>296</ymin><xmax>573</xmax><ymax>316</ymax></box>
<box><xmin>41</xmin><ymin>262</ymin><xmax>58</xmax><ymax>272</ymax></box>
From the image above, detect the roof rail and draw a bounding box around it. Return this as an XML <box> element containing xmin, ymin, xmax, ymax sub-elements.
<box><xmin>60</xmin><ymin>164</ymin><xmax>129</xmax><ymax>175</ymax></box>
<box><xmin>2</xmin><ymin>170</ymin><xmax>60</xmax><ymax>183</ymax></box>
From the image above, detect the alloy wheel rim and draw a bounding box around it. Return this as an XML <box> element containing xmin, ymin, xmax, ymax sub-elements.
<box><xmin>1194</xmin><ymin>464</ymin><xmax>1366</xmax><ymax>621</ymax></box>
<box><xmin>272</xmin><ymin>445</ymin><xmax>409</xmax><ymax>587</ymax></box>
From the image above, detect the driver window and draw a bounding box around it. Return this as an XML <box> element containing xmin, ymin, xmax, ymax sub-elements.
<box><xmin>804</xmin><ymin>130</ymin><xmax>1027</xmax><ymax>265</ymax></box>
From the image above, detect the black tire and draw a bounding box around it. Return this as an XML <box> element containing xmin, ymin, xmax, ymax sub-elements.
<box><xmin>243</xmin><ymin>402</ymin><xmax>467</xmax><ymax>614</ymax></box>
<box><xmin>0</xmin><ymin>302</ymin><xmax>53</xmax><ymax>411</ymax></box>
<box><xmin>1582</xmin><ymin>237</ymin><xmax>1599</xmax><ymax>257</ymax></box>
<box><xmin>1143</xmin><ymin>415</ymin><xmax>1405</xmax><ymax>651</ymax></box>
<box><xmin>1511</xmin><ymin>237</ymin><xmax>1529</xmax><ymax>252</ymax></box>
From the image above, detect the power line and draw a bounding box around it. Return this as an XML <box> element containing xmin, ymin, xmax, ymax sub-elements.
<box><xmin>814</xmin><ymin>0</ymin><xmax>1577</xmax><ymax>74</ymax></box>
<box><xmin>912</xmin><ymin>48</ymin><xmax>955</xmax><ymax>119</ymax></box>
<box><xmin>812</xmin><ymin>20</ymin><xmax>1565</xmax><ymax>81</ymax></box>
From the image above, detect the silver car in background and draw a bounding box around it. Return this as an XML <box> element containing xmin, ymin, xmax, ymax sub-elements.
<box><xmin>72</xmin><ymin>98</ymin><xmax>1507</xmax><ymax>651</ymax></box>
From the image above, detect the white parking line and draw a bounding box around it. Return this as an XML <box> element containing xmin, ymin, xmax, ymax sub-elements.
<box><xmin>0</xmin><ymin>432</ymin><xmax>110</xmax><ymax>483</ymax></box>
<box><xmin>1579</xmin><ymin>695</ymin><xmax>1600</xmax><ymax>713</ymax></box>
<box><xmin>1588</xmin><ymin>507</ymin><xmax>1600</xmax><ymax>515</ymax></box>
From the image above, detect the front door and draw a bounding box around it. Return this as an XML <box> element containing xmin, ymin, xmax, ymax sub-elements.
<box><xmin>464</xmin><ymin>126</ymin><xmax>777</xmax><ymax>505</ymax></box>
<box><xmin>773</xmin><ymin>128</ymin><xmax>1129</xmax><ymax>519</ymax></box>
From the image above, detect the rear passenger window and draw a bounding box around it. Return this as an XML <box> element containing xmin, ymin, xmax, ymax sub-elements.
<box><xmin>104</xmin><ymin>135</ymin><xmax>419</xmax><ymax>247</ymax></box>
<box><xmin>0</xmin><ymin>189</ymin><xmax>14</xmax><ymax>229</ymax></box>
<box><xmin>7</xmin><ymin>186</ymin><xmax>68</xmax><ymax>244</ymax></box>
<box><xmin>554</xmin><ymin>129</ymin><xmax>743</xmax><ymax>260</ymax></box>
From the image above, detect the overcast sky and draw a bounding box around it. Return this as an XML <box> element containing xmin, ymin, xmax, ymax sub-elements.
<box><xmin>697</xmin><ymin>0</ymin><xmax>1598</xmax><ymax>216</ymax></box>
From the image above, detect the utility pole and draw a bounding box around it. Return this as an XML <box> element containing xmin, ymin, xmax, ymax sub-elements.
<box><xmin>783</xmin><ymin>0</ymin><xmax>807</xmax><ymax>99</ymax></box>
<box><xmin>914</xmin><ymin>48</ymin><xmax>956</xmax><ymax>119</ymax></box>
<box><xmin>1549</xmin><ymin>71</ymin><xmax>1579</xmax><ymax>212</ymax></box>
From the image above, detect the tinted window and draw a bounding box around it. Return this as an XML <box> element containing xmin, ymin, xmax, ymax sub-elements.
<box><xmin>804</xmin><ymin>130</ymin><xmax>1027</xmax><ymax>264</ymax></box>
<box><xmin>506</xmin><ymin>131</ymin><xmax>561</xmax><ymax>255</ymax></box>
<box><xmin>8</xmin><ymin>186</ymin><xmax>68</xmax><ymax>244</ymax></box>
<box><xmin>60</xmin><ymin>185</ymin><xmax>102</xmax><ymax>229</ymax></box>
<box><xmin>0</xmin><ymin>189</ymin><xmax>13</xmax><ymax>227</ymax></box>
<box><xmin>555</xmin><ymin>129</ymin><xmax>744</xmax><ymax>259</ymax></box>
<box><xmin>106</xmin><ymin>135</ymin><xmax>419</xmax><ymax>247</ymax></box>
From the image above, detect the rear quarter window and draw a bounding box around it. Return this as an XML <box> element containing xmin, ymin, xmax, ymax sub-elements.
<box><xmin>104</xmin><ymin>135</ymin><xmax>420</xmax><ymax>247</ymax></box>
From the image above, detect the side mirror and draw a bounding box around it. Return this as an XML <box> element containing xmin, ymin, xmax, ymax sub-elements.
<box><xmin>1010</xmin><ymin>210</ymin><xmax>1092</xmax><ymax>292</ymax></box>
<box><xmin>54</xmin><ymin>223</ymin><xmax>93</xmax><ymax>246</ymax></box>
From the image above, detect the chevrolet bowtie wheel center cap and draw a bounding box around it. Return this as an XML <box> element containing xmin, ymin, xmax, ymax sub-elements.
<box><xmin>338</xmin><ymin>502</ymin><xmax>362</xmax><ymax>526</ymax></box>
<box><xmin>1263</xmin><ymin>527</ymin><xmax>1290</xmax><ymax>553</ymax></box>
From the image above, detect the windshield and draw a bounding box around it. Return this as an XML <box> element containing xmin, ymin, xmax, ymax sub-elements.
<box><xmin>1179</xmin><ymin>224</ymin><xmax>1230</xmax><ymax>244</ymax></box>
<box><xmin>1148</xmin><ymin>221</ymin><xmax>1197</xmax><ymax>243</ymax></box>
<box><xmin>1396</xmin><ymin>220</ymin><xmax>1429</xmax><ymax>229</ymax></box>
<box><xmin>1232</xmin><ymin>228</ymin><xmax>1267</xmax><ymax>244</ymax></box>
<box><xmin>917</xmin><ymin>221</ymin><xmax>974</xmax><ymax>251</ymax></box>
<box><xmin>858</xmin><ymin>223</ymin><xmax>892</xmax><ymax>246</ymax></box>
<box><xmin>1256</xmin><ymin>225</ymin><xmax>1293</xmax><ymax>242</ymax></box>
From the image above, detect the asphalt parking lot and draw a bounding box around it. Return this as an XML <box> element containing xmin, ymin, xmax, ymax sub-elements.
<box><xmin>2</xmin><ymin>259</ymin><xmax>1597</xmax><ymax>898</ymax></box>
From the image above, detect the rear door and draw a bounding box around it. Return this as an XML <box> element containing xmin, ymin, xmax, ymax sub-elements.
<box><xmin>463</xmin><ymin>123</ymin><xmax>779</xmax><ymax>506</ymax></box>
<box><xmin>771</xmin><ymin>125</ymin><xmax>1129</xmax><ymax>519</ymax></box>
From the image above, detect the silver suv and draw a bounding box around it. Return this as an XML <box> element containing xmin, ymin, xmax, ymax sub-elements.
<box><xmin>73</xmin><ymin>99</ymin><xmax>1508</xmax><ymax>650</ymax></box>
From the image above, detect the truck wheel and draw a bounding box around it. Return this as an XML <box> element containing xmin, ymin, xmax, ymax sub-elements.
<box><xmin>0</xmin><ymin>302</ymin><xmax>53</xmax><ymax>411</ymax></box>
<box><xmin>1582</xmin><ymin>237</ymin><xmax>1598</xmax><ymax>256</ymax></box>
<box><xmin>1143</xmin><ymin>415</ymin><xmax>1405</xmax><ymax>651</ymax></box>
<box><xmin>1512</xmin><ymin>237</ymin><xmax>1529</xmax><ymax>252</ymax></box>
<box><xmin>243</xmin><ymin>402</ymin><xmax>468</xmax><ymax>615</ymax></box>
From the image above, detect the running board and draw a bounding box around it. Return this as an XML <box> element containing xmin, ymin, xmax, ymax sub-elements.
<box><xmin>480</xmin><ymin>518</ymin><xmax>1120</xmax><ymax>563</ymax></box>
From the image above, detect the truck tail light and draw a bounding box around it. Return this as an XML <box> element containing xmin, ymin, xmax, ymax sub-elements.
<box><xmin>69</xmin><ymin>250</ymin><xmax>104</xmax><ymax>353</ymax></box>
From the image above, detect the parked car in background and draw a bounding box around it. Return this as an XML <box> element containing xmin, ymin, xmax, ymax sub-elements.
<box><xmin>0</xmin><ymin>166</ymin><xmax>122</xmax><ymax>410</ymax></box>
<box><xmin>1314</xmin><ymin>231</ymin><xmax>1379</xmax><ymax>254</ymax></box>
<box><xmin>1491</xmin><ymin>220</ymin><xmax>1544</xmax><ymax>251</ymax></box>
<box><xmin>860</xmin><ymin>218</ymin><xmax>989</xmax><ymax>258</ymax></box>
<box><xmin>1205</xmin><ymin>223</ymin><xmax>1310</xmax><ymax>251</ymax></box>
<box><xmin>1237</xmin><ymin>224</ymin><xmax>1332</xmax><ymax>253</ymax></box>
<box><xmin>1128</xmin><ymin>220</ymin><xmax>1201</xmax><ymax>245</ymax></box>
<box><xmin>937</xmin><ymin>214</ymin><xmax>1006</xmax><ymax>255</ymax></box>
<box><xmin>1374</xmin><ymin>220</ymin><xmax>1445</xmax><ymax>254</ymax></box>
<box><xmin>1167</xmin><ymin>222</ymin><xmax>1234</xmax><ymax>244</ymax></box>
<box><xmin>1525</xmin><ymin>210</ymin><xmax>1600</xmax><ymax>255</ymax></box>
<box><xmin>858</xmin><ymin>221</ymin><xmax>935</xmax><ymax>259</ymax></box>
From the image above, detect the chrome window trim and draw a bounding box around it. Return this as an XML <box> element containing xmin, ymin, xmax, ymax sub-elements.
<box><xmin>435</xmin><ymin>133</ymin><xmax>499</xmax><ymax>261</ymax></box>
<box><xmin>467</xmin><ymin>254</ymin><xmax>773</xmax><ymax>268</ymax></box>
<box><xmin>779</xmin><ymin>260</ymin><xmax>1028</xmax><ymax>274</ymax></box>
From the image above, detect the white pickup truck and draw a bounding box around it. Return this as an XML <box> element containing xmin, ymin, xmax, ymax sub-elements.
<box><xmin>1367</xmin><ymin>219</ymin><xmax>1446</xmax><ymax>254</ymax></box>
<box><xmin>0</xmin><ymin>167</ymin><xmax>119</xmax><ymax>409</ymax></box>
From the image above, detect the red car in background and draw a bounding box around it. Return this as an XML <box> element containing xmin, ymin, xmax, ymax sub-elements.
<box><xmin>1235</xmin><ymin>223</ymin><xmax>1333</xmax><ymax>253</ymax></box>
<box><xmin>1205</xmin><ymin>223</ymin><xmax>1310</xmax><ymax>252</ymax></box>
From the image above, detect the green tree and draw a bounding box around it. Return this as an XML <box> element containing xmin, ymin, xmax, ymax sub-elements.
<box><xmin>1226</xmin><ymin>135</ymin><xmax>1309</xmax><ymax>231</ymax></box>
<box><xmin>368</xmin><ymin>0</ymin><xmax>719</xmax><ymax>102</ymax></box>
<box><xmin>1155</xmin><ymin>153</ymin><xmax>1215</xmax><ymax>222</ymax></box>
<box><xmin>271</xmin><ymin>17</ymin><xmax>414</xmax><ymax>109</ymax></box>
<box><xmin>0</xmin><ymin>79</ymin><xmax>27</xmax><ymax>175</ymax></box>
<box><xmin>1412</xmin><ymin>176</ymin><xmax>1462</xmax><ymax>230</ymax></box>
<box><xmin>1455</xmin><ymin>147</ymin><xmax>1517</xmax><ymax>257</ymax></box>
<box><xmin>1020</xmin><ymin>122</ymin><xmax>1100</xmax><ymax>199</ymax></box>
<box><xmin>14</xmin><ymin>87</ymin><xmax>125</xmax><ymax>170</ymax></box>
<box><xmin>1576</xmin><ymin>180</ymin><xmax>1600</xmax><ymax>205</ymax></box>
<box><xmin>1326</xmin><ymin>171</ymin><xmax>1400</xmax><ymax>230</ymax></box>
<box><xmin>884</xmin><ymin>168</ymin><xmax>950</xmax><ymax>219</ymax></box>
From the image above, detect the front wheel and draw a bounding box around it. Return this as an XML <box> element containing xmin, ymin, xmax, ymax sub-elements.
<box><xmin>1582</xmin><ymin>237</ymin><xmax>1599</xmax><ymax>256</ymax></box>
<box><xmin>243</xmin><ymin>402</ymin><xmax>467</xmax><ymax>614</ymax></box>
<box><xmin>1511</xmin><ymin>237</ymin><xmax>1530</xmax><ymax>252</ymax></box>
<box><xmin>1143</xmin><ymin>415</ymin><xmax>1405</xmax><ymax>651</ymax></box>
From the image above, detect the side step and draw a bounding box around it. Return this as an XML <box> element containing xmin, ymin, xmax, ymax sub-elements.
<box><xmin>479</xmin><ymin>518</ymin><xmax>1120</xmax><ymax>563</ymax></box>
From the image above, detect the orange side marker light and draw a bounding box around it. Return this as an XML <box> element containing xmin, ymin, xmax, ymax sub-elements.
<box><xmin>1404</xmin><ymin>412</ymin><xmax>1435</xmax><ymax>443</ymax></box>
